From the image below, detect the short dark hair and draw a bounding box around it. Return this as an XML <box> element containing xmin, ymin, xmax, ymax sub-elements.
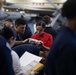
<box><xmin>61</xmin><ymin>0</ymin><xmax>76</xmax><ymax>19</ymax></box>
<box><xmin>15</xmin><ymin>18</ymin><xmax>27</xmax><ymax>26</ymax></box>
<box><xmin>36</xmin><ymin>21</ymin><xmax>46</xmax><ymax>29</ymax></box>
<box><xmin>0</xmin><ymin>27</ymin><xmax>15</xmax><ymax>40</ymax></box>
<box><xmin>5</xmin><ymin>18</ymin><xmax>12</xmax><ymax>22</ymax></box>
<box><xmin>42</xmin><ymin>15</ymin><xmax>51</xmax><ymax>24</ymax></box>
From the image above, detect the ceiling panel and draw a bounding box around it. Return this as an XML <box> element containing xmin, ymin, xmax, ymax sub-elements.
<box><xmin>6</xmin><ymin>0</ymin><xmax>66</xmax><ymax>4</ymax></box>
<box><xmin>4</xmin><ymin>0</ymin><xmax>66</xmax><ymax>9</ymax></box>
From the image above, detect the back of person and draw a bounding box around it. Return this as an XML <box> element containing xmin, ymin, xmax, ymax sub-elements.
<box><xmin>44</xmin><ymin>0</ymin><xmax>76</xmax><ymax>74</ymax></box>
<box><xmin>44</xmin><ymin>26</ymin><xmax>57</xmax><ymax>40</ymax></box>
<box><xmin>44</xmin><ymin>27</ymin><xmax>76</xmax><ymax>75</ymax></box>
<box><xmin>0</xmin><ymin>35</ymin><xmax>15</xmax><ymax>75</ymax></box>
<box><xmin>42</xmin><ymin>15</ymin><xmax>57</xmax><ymax>40</ymax></box>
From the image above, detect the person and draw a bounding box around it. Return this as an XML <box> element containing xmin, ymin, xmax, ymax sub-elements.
<box><xmin>14</xmin><ymin>18</ymin><xmax>32</xmax><ymax>40</ymax></box>
<box><xmin>20</xmin><ymin>18</ymin><xmax>32</xmax><ymax>40</ymax></box>
<box><xmin>42</xmin><ymin>15</ymin><xmax>57</xmax><ymax>40</ymax></box>
<box><xmin>4</xmin><ymin>18</ymin><xmax>13</xmax><ymax>27</ymax></box>
<box><xmin>0</xmin><ymin>1</ymin><xmax>15</xmax><ymax>75</ymax></box>
<box><xmin>13</xmin><ymin>18</ymin><xmax>27</xmax><ymax>41</ymax></box>
<box><xmin>12</xmin><ymin>18</ymin><xmax>29</xmax><ymax>46</ymax></box>
<box><xmin>31</xmin><ymin>21</ymin><xmax>53</xmax><ymax>57</ymax></box>
<box><xmin>0</xmin><ymin>35</ymin><xmax>15</xmax><ymax>75</ymax></box>
<box><xmin>44</xmin><ymin>0</ymin><xmax>76</xmax><ymax>75</ymax></box>
<box><xmin>0</xmin><ymin>27</ymin><xmax>37</xmax><ymax>75</ymax></box>
<box><xmin>4</xmin><ymin>18</ymin><xmax>32</xmax><ymax>40</ymax></box>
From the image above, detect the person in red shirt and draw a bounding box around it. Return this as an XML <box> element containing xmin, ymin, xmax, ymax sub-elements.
<box><xmin>31</xmin><ymin>21</ymin><xmax>53</xmax><ymax>52</ymax></box>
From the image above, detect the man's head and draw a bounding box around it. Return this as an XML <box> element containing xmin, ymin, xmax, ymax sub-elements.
<box><xmin>42</xmin><ymin>15</ymin><xmax>51</xmax><ymax>25</ymax></box>
<box><xmin>61</xmin><ymin>0</ymin><xmax>76</xmax><ymax>30</ymax></box>
<box><xmin>14</xmin><ymin>18</ymin><xmax>27</xmax><ymax>34</ymax></box>
<box><xmin>4</xmin><ymin>19</ymin><xmax>13</xmax><ymax>27</ymax></box>
<box><xmin>0</xmin><ymin>27</ymin><xmax>16</xmax><ymax>47</ymax></box>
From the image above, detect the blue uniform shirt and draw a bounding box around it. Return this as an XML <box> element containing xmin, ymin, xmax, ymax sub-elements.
<box><xmin>44</xmin><ymin>27</ymin><xmax>76</xmax><ymax>75</ymax></box>
<box><xmin>0</xmin><ymin>36</ymin><xmax>15</xmax><ymax>75</ymax></box>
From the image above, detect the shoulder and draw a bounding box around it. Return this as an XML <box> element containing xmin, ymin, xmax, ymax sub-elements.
<box><xmin>26</xmin><ymin>26</ymin><xmax>31</xmax><ymax>32</ymax></box>
<box><xmin>31</xmin><ymin>33</ymin><xmax>37</xmax><ymax>37</ymax></box>
<box><xmin>11</xmin><ymin>50</ymin><xmax>19</xmax><ymax>60</ymax></box>
<box><xmin>0</xmin><ymin>35</ymin><xmax>6</xmax><ymax>42</ymax></box>
<box><xmin>44</xmin><ymin>32</ymin><xmax>52</xmax><ymax>37</ymax></box>
<box><xmin>24</xmin><ymin>26</ymin><xmax>32</xmax><ymax>35</ymax></box>
<box><xmin>11</xmin><ymin>28</ymin><xmax>17</xmax><ymax>37</ymax></box>
<box><xmin>0</xmin><ymin>36</ymin><xmax>7</xmax><ymax>46</ymax></box>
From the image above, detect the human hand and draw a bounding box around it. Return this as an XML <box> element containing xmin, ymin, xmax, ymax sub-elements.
<box><xmin>35</xmin><ymin>41</ymin><xmax>43</xmax><ymax>47</ymax></box>
<box><xmin>39</xmin><ymin>51</ymin><xmax>46</xmax><ymax>64</ymax></box>
<box><xmin>22</xmin><ymin>38</ymin><xmax>29</xmax><ymax>44</ymax></box>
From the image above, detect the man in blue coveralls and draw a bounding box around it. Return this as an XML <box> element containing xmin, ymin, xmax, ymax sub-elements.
<box><xmin>0</xmin><ymin>36</ymin><xmax>15</xmax><ymax>75</ymax></box>
<box><xmin>44</xmin><ymin>0</ymin><xmax>76</xmax><ymax>75</ymax></box>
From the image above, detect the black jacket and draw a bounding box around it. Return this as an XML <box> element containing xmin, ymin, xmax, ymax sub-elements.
<box><xmin>44</xmin><ymin>26</ymin><xmax>57</xmax><ymax>40</ymax></box>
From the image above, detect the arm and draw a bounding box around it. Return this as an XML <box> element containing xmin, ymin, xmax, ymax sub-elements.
<box><xmin>15</xmin><ymin>39</ymin><xmax>29</xmax><ymax>45</ymax></box>
<box><xmin>45</xmin><ymin>35</ymin><xmax>53</xmax><ymax>49</ymax></box>
<box><xmin>41</xmin><ymin>44</ymin><xmax>50</xmax><ymax>51</ymax></box>
<box><xmin>0</xmin><ymin>36</ymin><xmax>15</xmax><ymax>75</ymax></box>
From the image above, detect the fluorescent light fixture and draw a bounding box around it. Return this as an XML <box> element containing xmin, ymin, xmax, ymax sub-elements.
<box><xmin>62</xmin><ymin>0</ymin><xmax>67</xmax><ymax>3</ymax></box>
<box><xmin>6</xmin><ymin>9</ymin><xmax>8</xmax><ymax>11</ymax></box>
<box><xmin>20</xmin><ymin>11</ymin><xmax>25</xmax><ymax>14</ymax></box>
